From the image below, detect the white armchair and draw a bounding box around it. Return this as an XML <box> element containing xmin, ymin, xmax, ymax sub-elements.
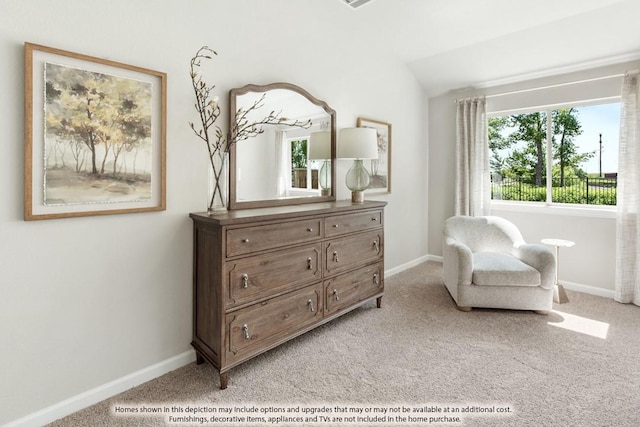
<box><xmin>443</xmin><ymin>216</ymin><xmax>556</xmax><ymax>313</ymax></box>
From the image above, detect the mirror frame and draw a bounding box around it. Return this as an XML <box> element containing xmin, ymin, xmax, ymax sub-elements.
<box><xmin>228</xmin><ymin>82</ymin><xmax>336</xmax><ymax>210</ymax></box>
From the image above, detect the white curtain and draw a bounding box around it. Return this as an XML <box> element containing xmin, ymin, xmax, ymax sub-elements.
<box><xmin>615</xmin><ymin>71</ymin><xmax>640</xmax><ymax>306</ymax></box>
<box><xmin>455</xmin><ymin>97</ymin><xmax>491</xmax><ymax>216</ymax></box>
<box><xmin>274</xmin><ymin>131</ymin><xmax>289</xmax><ymax>197</ymax></box>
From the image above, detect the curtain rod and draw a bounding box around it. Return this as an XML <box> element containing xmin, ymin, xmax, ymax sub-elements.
<box><xmin>485</xmin><ymin>73</ymin><xmax>625</xmax><ymax>99</ymax></box>
<box><xmin>454</xmin><ymin>72</ymin><xmax>626</xmax><ymax>103</ymax></box>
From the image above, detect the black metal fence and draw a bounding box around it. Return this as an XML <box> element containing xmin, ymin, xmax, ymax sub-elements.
<box><xmin>491</xmin><ymin>176</ymin><xmax>617</xmax><ymax>205</ymax></box>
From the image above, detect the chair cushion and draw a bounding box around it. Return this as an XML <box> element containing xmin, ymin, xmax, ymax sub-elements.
<box><xmin>472</xmin><ymin>252</ymin><xmax>541</xmax><ymax>287</ymax></box>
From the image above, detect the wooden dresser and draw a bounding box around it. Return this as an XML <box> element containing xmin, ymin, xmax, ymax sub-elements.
<box><xmin>190</xmin><ymin>200</ymin><xmax>386</xmax><ymax>389</ymax></box>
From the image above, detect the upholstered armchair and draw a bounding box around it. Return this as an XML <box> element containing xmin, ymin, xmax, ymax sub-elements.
<box><xmin>443</xmin><ymin>216</ymin><xmax>556</xmax><ymax>313</ymax></box>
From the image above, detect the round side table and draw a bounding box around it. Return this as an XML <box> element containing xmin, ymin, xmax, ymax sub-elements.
<box><xmin>541</xmin><ymin>238</ymin><xmax>575</xmax><ymax>304</ymax></box>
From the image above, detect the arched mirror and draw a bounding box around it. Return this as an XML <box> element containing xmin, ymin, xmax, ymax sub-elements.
<box><xmin>228</xmin><ymin>82</ymin><xmax>336</xmax><ymax>210</ymax></box>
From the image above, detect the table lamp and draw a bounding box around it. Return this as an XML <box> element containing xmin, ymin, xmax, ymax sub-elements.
<box><xmin>337</xmin><ymin>127</ymin><xmax>378</xmax><ymax>203</ymax></box>
<box><xmin>308</xmin><ymin>131</ymin><xmax>332</xmax><ymax>196</ymax></box>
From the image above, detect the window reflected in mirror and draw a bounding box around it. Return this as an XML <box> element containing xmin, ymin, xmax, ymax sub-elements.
<box><xmin>289</xmin><ymin>136</ymin><xmax>331</xmax><ymax>194</ymax></box>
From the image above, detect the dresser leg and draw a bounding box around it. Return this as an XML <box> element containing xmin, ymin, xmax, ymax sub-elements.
<box><xmin>219</xmin><ymin>372</ymin><xmax>229</xmax><ymax>390</ymax></box>
<box><xmin>195</xmin><ymin>353</ymin><xmax>205</xmax><ymax>365</ymax></box>
<box><xmin>376</xmin><ymin>296</ymin><xmax>383</xmax><ymax>308</ymax></box>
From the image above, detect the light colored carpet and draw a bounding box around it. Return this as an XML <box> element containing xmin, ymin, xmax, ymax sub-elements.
<box><xmin>49</xmin><ymin>261</ymin><xmax>640</xmax><ymax>426</ymax></box>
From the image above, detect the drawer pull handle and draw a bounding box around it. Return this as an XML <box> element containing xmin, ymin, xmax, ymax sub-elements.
<box><xmin>373</xmin><ymin>240</ymin><xmax>379</xmax><ymax>251</ymax></box>
<box><xmin>242</xmin><ymin>324</ymin><xmax>250</xmax><ymax>340</ymax></box>
<box><xmin>333</xmin><ymin>289</ymin><xmax>340</xmax><ymax>301</ymax></box>
<box><xmin>371</xmin><ymin>217</ymin><xmax>378</xmax><ymax>221</ymax></box>
<box><xmin>242</xmin><ymin>238</ymin><xmax>250</xmax><ymax>243</ymax></box>
<box><xmin>332</xmin><ymin>224</ymin><xmax>339</xmax><ymax>228</ymax></box>
<box><xmin>307</xmin><ymin>299</ymin><xmax>315</xmax><ymax>312</ymax></box>
<box><xmin>333</xmin><ymin>251</ymin><xmax>339</xmax><ymax>263</ymax></box>
<box><xmin>373</xmin><ymin>273</ymin><xmax>379</xmax><ymax>285</ymax></box>
<box><xmin>241</xmin><ymin>274</ymin><xmax>249</xmax><ymax>288</ymax></box>
<box><xmin>307</xmin><ymin>257</ymin><xmax>312</xmax><ymax>269</ymax></box>
<box><xmin>307</xmin><ymin>227</ymin><xmax>313</xmax><ymax>232</ymax></box>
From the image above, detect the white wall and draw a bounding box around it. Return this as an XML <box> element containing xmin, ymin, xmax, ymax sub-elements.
<box><xmin>0</xmin><ymin>0</ymin><xmax>428</xmax><ymax>424</ymax></box>
<box><xmin>428</xmin><ymin>60</ymin><xmax>640</xmax><ymax>296</ymax></box>
<box><xmin>492</xmin><ymin>208</ymin><xmax>616</xmax><ymax>295</ymax></box>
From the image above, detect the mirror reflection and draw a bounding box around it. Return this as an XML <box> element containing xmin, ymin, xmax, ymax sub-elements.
<box><xmin>229</xmin><ymin>83</ymin><xmax>336</xmax><ymax>209</ymax></box>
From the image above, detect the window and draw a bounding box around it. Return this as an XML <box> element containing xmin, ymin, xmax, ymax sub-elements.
<box><xmin>489</xmin><ymin>102</ymin><xmax>620</xmax><ymax>206</ymax></box>
<box><xmin>289</xmin><ymin>138</ymin><xmax>320</xmax><ymax>191</ymax></box>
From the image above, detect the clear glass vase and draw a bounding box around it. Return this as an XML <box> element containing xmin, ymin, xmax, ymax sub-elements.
<box><xmin>319</xmin><ymin>159</ymin><xmax>332</xmax><ymax>196</ymax></box>
<box><xmin>345</xmin><ymin>159</ymin><xmax>371</xmax><ymax>203</ymax></box>
<box><xmin>207</xmin><ymin>151</ymin><xmax>228</xmax><ymax>215</ymax></box>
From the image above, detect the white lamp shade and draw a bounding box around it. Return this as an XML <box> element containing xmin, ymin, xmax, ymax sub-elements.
<box><xmin>337</xmin><ymin>127</ymin><xmax>378</xmax><ymax>159</ymax></box>
<box><xmin>308</xmin><ymin>131</ymin><xmax>332</xmax><ymax>160</ymax></box>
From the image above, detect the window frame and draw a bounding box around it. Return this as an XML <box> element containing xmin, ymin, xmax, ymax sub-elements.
<box><xmin>487</xmin><ymin>96</ymin><xmax>621</xmax><ymax>218</ymax></box>
<box><xmin>286</xmin><ymin>136</ymin><xmax>323</xmax><ymax>195</ymax></box>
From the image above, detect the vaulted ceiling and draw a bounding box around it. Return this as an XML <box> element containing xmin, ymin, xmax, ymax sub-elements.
<box><xmin>335</xmin><ymin>0</ymin><xmax>640</xmax><ymax>96</ymax></box>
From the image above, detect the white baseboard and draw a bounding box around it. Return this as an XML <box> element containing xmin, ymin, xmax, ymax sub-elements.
<box><xmin>385</xmin><ymin>254</ymin><xmax>431</xmax><ymax>277</ymax></box>
<box><xmin>426</xmin><ymin>254</ymin><xmax>443</xmax><ymax>263</ymax></box>
<box><xmin>5</xmin><ymin>350</ymin><xmax>196</xmax><ymax>427</ymax></box>
<box><xmin>560</xmin><ymin>280</ymin><xmax>615</xmax><ymax>299</ymax></box>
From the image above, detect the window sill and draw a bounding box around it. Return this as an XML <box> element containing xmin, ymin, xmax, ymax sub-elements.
<box><xmin>491</xmin><ymin>200</ymin><xmax>617</xmax><ymax>219</ymax></box>
<box><xmin>287</xmin><ymin>189</ymin><xmax>320</xmax><ymax>197</ymax></box>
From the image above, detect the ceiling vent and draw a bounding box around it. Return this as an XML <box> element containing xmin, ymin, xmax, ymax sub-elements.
<box><xmin>343</xmin><ymin>0</ymin><xmax>374</xmax><ymax>9</ymax></box>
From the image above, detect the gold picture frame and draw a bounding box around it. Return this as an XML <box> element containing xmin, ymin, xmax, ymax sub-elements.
<box><xmin>357</xmin><ymin>117</ymin><xmax>392</xmax><ymax>194</ymax></box>
<box><xmin>24</xmin><ymin>42</ymin><xmax>166</xmax><ymax>220</ymax></box>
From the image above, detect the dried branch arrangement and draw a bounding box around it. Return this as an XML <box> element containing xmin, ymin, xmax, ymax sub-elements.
<box><xmin>189</xmin><ymin>46</ymin><xmax>224</xmax><ymax>156</ymax></box>
<box><xmin>188</xmin><ymin>46</ymin><xmax>313</xmax><ymax>211</ymax></box>
<box><xmin>189</xmin><ymin>46</ymin><xmax>312</xmax><ymax>156</ymax></box>
<box><xmin>230</xmin><ymin>93</ymin><xmax>313</xmax><ymax>144</ymax></box>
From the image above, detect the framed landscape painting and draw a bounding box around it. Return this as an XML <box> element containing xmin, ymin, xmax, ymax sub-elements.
<box><xmin>24</xmin><ymin>42</ymin><xmax>166</xmax><ymax>220</ymax></box>
<box><xmin>357</xmin><ymin>117</ymin><xmax>391</xmax><ymax>194</ymax></box>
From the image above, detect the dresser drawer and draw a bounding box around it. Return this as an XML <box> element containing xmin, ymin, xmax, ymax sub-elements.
<box><xmin>225</xmin><ymin>244</ymin><xmax>322</xmax><ymax>308</ymax></box>
<box><xmin>324</xmin><ymin>229</ymin><xmax>383</xmax><ymax>276</ymax></box>
<box><xmin>325</xmin><ymin>262</ymin><xmax>384</xmax><ymax>315</ymax></box>
<box><xmin>226</xmin><ymin>283</ymin><xmax>323</xmax><ymax>364</ymax></box>
<box><xmin>226</xmin><ymin>218</ymin><xmax>322</xmax><ymax>257</ymax></box>
<box><xmin>325</xmin><ymin>210</ymin><xmax>383</xmax><ymax>237</ymax></box>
